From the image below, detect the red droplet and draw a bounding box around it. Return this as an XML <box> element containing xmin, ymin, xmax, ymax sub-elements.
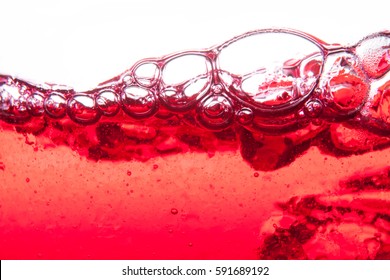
<box><xmin>254</xmin><ymin>172</ymin><xmax>259</xmax><ymax>177</ymax></box>
<box><xmin>170</xmin><ymin>208</ymin><xmax>178</xmax><ymax>215</ymax></box>
<box><xmin>127</xmin><ymin>171</ymin><xmax>132</xmax><ymax>176</ymax></box>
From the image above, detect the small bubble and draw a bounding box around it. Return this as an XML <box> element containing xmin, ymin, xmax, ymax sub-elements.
<box><xmin>26</xmin><ymin>177</ymin><xmax>30</xmax><ymax>183</ymax></box>
<box><xmin>134</xmin><ymin>62</ymin><xmax>160</xmax><ymax>87</ymax></box>
<box><xmin>122</xmin><ymin>75</ymin><xmax>134</xmax><ymax>84</ymax></box>
<box><xmin>171</xmin><ymin>208</ymin><xmax>178</xmax><ymax>215</ymax></box>
<box><xmin>236</xmin><ymin>108</ymin><xmax>254</xmax><ymax>125</ymax></box>
<box><xmin>211</xmin><ymin>84</ymin><xmax>223</xmax><ymax>94</ymax></box>
<box><xmin>153</xmin><ymin>164</ymin><xmax>159</xmax><ymax>170</ymax></box>
<box><xmin>304</xmin><ymin>99</ymin><xmax>323</xmax><ymax>117</ymax></box>
<box><xmin>254</xmin><ymin>172</ymin><xmax>259</xmax><ymax>177</ymax></box>
<box><xmin>121</xmin><ymin>86</ymin><xmax>157</xmax><ymax>118</ymax></box>
<box><xmin>26</xmin><ymin>92</ymin><xmax>45</xmax><ymax>116</ymax></box>
<box><xmin>127</xmin><ymin>170</ymin><xmax>132</xmax><ymax>176</ymax></box>
<box><xmin>198</xmin><ymin>95</ymin><xmax>234</xmax><ymax>129</ymax></box>
<box><xmin>67</xmin><ymin>94</ymin><xmax>100</xmax><ymax>125</ymax></box>
<box><xmin>188</xmin><ymin>242</ymin><xmax>193</xmax><ymax>247</ymax></box>
<box><xmin>44</xmin><ymin>92</ymin><xmax>67</xmax><ymax>118</ymax></box>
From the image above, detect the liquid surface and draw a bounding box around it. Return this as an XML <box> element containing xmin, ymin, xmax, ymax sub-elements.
<box><xmin>0</xmin><ymin>29</ymin><xmax>389</xmax><ymax>259</ymax></box>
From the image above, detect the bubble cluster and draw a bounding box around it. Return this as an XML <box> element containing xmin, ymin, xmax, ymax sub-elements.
<box><xmin>134</xmin><ymin>62</ymin><xmax>160</xmax><ymax>87</ymax></box>
<box><xmin>159</xmin><ymin>54</ymin><xmax>212</xmax><ymax>111</ymax></box>
<box><xmin>319</xmin><ymin>54</ymin><xmax>369</xmax><ymax>117</ymax></box>
<box><xmin>356</xmin><ymin>33</ymin><xmax>390</xmax><ymax>78</ymax></box>
<box><xmin>0</xmin><ymin>83</ymin><xmax>30</xmax><ymax>122</ymax></box>
<box><xmin>217</xmin><ymin>31</ymin><xmax>324</xmax><ymax>112</ymax></box>
<box><xmin>96</xmin><ymin>90</ymin><xmax>120</xmax><ymax>116</ymax></box>
<box><xmin>0</xmin><ymin>29</ymin><xmax>389</xmax><ymax>134</ymax></box>
<box><xmin>236</xmin><ymin>108</ymin><xmax>254</xmax><ymax>124</ymax></box>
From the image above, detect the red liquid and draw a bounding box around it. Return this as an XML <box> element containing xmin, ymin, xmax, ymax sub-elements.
<box><xmin>0</xmin><ymin>29</ymin><xmax>389</xmax><ymax>259</ymax></box>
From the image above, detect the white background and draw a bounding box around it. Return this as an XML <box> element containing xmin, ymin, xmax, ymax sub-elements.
<box><xmin>0</xmin><ymin>0</ymin><xmax>388</xmax><ymax>91</ymax></box>
<box><xmin>2</xmin><ymin>260</ymin><xmax>390</xmax><ymax>280</ymax></box>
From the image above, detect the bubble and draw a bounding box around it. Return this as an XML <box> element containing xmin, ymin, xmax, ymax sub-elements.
<box><xmin>304</xmin><ymin>99</ymin><xmax>323</xmax><ymax>117</ymax></box>
<box><xmin>170</xmin><ymin>208</ymin><xmax>178</xmax><ymax>215</ymax></box>
<box><xmin>197</xmin><ymin>95</ymin><xmax>234</xmax><ymax>130</ymax></box>
<box><xmin>26</xmin><ymin>92</ymin><xmax>45</xmax><ymax>116</ymax></box>
<box><xmin>67</xmin><ymin>94</ymin><xmax>100</xmax><ymax>125</ymax></box>
<box><xmin>96</xmin><ymin>90</ymin><xmax>120</xmax><ymax>116</ymax></box>
<box><xmin>356</xmin><ymin>34</ymin><xmax>390</xmax><ymax>78</ymax></box>
<box><xmin>26</xmin><ymin>177</ymin><xmax>30</xmax><ymax>183</ymax></box>
<box><xmin>254</xmin><ymin>172</ymin><xmax>259</xmax><ymax>177</ymax></box>
<box><xmin>0</xmin><ymin>83</ymin><xmax>30</xmax><ymax>122</ymax></box>
<box><xmin>218</xmin><ymin>31</ymin><xmax>323</xmax><ymax>111</ymax></box>
<box><xmin>211</xmin><ymin>84</ymin><xmax>223</xmax><ymax>94</ymax></box>
<box><xmin>329</xmin><ymin>74</ymin><xmax>368</xmax><ymax>112</ymax></box>
<box><xmin>134</xmin><ymin>62</ymin><xmax>160</xmax><ymax>87</ymax></box>
<box><xmin>153</xmin><ymin>164</ymin><xmax>159</xmax><ymax>170</ymax></box>
<box><xmin>159</xmin><ymin>57</ymin><xmax>212</xmax><ymax>111</ymax></box>
<box><xmin>321</xmin><ymin>54</ymin><xmax>369</xmax><ymax>116</ymax></box>
<box><xmin>44</xmin><ymin>92</ymin><xmax>67</xmax><ymax>118</ymax></box>
<box><xmin>127</xmin><ymin>170</ymin><xmax>132</xmax><ymax>176</ymax></box>
<box><xmin>121</xmin><ymin>86</ymin><xmax>158</xmax><ymax>118</ymax></box>
<box><xmin>236</xmin><ymin>108</ymin><xmax>254</xmax><ymax>125</ymax></box>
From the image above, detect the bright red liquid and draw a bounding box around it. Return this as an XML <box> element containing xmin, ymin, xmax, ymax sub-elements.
<box><xmin>0</xmin><ymin>29</ymin><xmax>389</xmax><ymax>259</ymax></box>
